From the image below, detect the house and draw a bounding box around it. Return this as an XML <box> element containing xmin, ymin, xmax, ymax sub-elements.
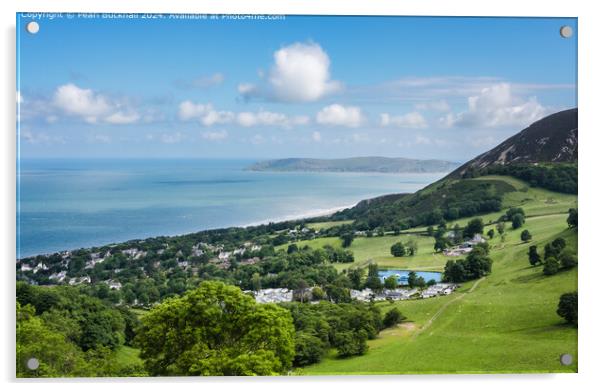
<box><xmin>49</xmin><ymin>271</ymin><xmax>67</xmax><ymax>282</ymax></box>
<box><xmin>69</xmin><ymin>276</ymin><xmax>91</xmax><ymax>285</ymax></box>
<box><xmin>107</xmin><ymin>280</ymin><xmax>122</xmax><ymax>290</ymax></box>
<box><xmin>218</xmin><ymin>251</ymin><xmax>232</xmax><ymax>260</ymax></box>
<box><xmin>20</xmin><ymin>263</ymin><xmax>33</xmax><ymax>272</ymax></box>
<box><xmin>251</xmin><ymin>245</ymin><xmax>262</xmax><ymax>252</ymax></box>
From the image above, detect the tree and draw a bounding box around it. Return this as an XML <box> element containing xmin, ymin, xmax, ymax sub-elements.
<box><xmin>135</xmin><ymin>281</ymin><xmax>295</xmax><ymax>376</ymax></box>
<box><xmin>293</xmin><ymin>332</ymin><xmax>326</xmax><ymax>367</ymax></box>
<box><xmin>528</xmin><ymin>245</ymin><xmax>541</xmax><ymax>266</ymax></box>
<box><xmin>496</xmin><ymin>222</ymin><xmax>506</xmax><ymax>235</ymax></box>
<box><xmin>383</xmin><ymin>308</ymin><xmax>406</xmax><ymax>328</ymax></box>
<box><xmin>567</xmin><ymin>208</ymin><xmax>578</xmax><ymax>228</ymax></box>
<box><xmin>434</xmin><ymin>237</ymin><xmax>449</xmax><ymax>253</ymax></box>
<box><xmin>287</xmin><ymin>244</ymin><xmax>299</xmax><ymax>254</ymax></box>
<box><xmin>17</xmin><ymin>303</ymin><xmax>88</xmax><ymax>377</ymax></box>
<box><xmin>348</xmin><ymin>268</ymin><xmax>364</xmax><ymax>290</ymax></box>
<box><xmin>390</xmin><ymin>242</ymin><xmax>406</xmax><ymax>257</ymax></box>
<box><xmin>333</xmin><ymin>330</ymin><xmax>368</xmax><ymax>357</ymax></box>
<box><xmin>487</xmin><ymin>229</ymin><xmax>495</xmax><ymax>239</ymax></box>
<box><xmin>463</xmin><ymin>218</ymin><xmax>484</xmax><ymax>239</ymax></box>
<box><xmin>559</xmin><ymin>250</ymin><xmax>578</xmax><ymax>269</ymax></box>
<box><xmin>341</xmin><ymin>233</ymin><xmax>354</xmax><ymax>248</ymax></box>
<box><xmin>520</xmin><ymin>230</ymin><xmax>532</xmax><ymax>242</ymax></box>
<box><xmin>365</xmin><ymin>276</ymin><xmax>383</xmax><ymax>292</ymax></box>
<box><xmin>311</xmin><ymin>286</ymin><xmax>326</xmax><ymax>301</ymax></box>
<box><xmin>557</xmin><ymin>292</ymin><xmax>578</xmax><ymax>325</ymax></box>
<box><xmin>543</xmin><ymin>257</ymin><xmax>560</xmax><ymax>276</ymax></box>
<box><xmin>427</xmin><ymin>226</ymin><xmax>435</xmax><ymax>237</ymax></box>
<box><xmin>407</xmin><ymin>271</ymin><xmax>418</xmax><ymax>288</ymax></box>
<box><xmin>406</xmin><ymin>239</ymin><xmax>418</xmax><ymax>256</ymax></box>
<box><xmin>512</xmin><ymin>213</ymin><xmax>525</xmax><ymax>229</ymax></box>
<box><xmin>384</xmin><ymin>275</ymin><xmax>398</xmax><ymax>290</ymax></box>
<box><xmin>415</xmin><ymin>276</ymin><xmax>426</xmax><ymax>288</ymax></box>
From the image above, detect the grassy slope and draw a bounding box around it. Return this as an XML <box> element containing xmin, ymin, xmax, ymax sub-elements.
<box><xmin>298</xmin><ymin>177</ymin><xmax>578</xmax><ymax>374</ymax></box>
<box><xmin>307</xmin><ymin>220</ymin><xmax>355</xmax><ymax>231</ymax></box>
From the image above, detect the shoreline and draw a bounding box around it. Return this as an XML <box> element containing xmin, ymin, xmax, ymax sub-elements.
<box><xmin>17</xmin><ymin>202</ymin><xmax>358</xmax><ymax>259</ymax></box>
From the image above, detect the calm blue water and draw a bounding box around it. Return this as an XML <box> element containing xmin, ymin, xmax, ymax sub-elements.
<box><xmin>17</xmin><ymin>159</ymin><xmax>446</xmax><ymax>257</ymax></box>
<box><xmin>379</xmin><ymin>270</ymin><xmax>443</xmax><ymax>284</ymax></box>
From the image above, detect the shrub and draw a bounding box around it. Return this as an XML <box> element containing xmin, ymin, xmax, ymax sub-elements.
<box><xmin>383</xmin><ymin>308</ymin><xmax>406</xmax><ymax>328</ymax></box>
<box><xmin>543</xmin><ymin>257</ymin><xmax>560</xmax><ymax>275</ymax></box>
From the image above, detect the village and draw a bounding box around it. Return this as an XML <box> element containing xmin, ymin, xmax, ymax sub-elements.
<box><xmin>247</xmin><ymin>282</ymin><xmax>459</xmax><ymax>304</ymax></box>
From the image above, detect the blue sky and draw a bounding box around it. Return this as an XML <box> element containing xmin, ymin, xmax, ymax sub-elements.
<box><xmin>17</xmin><ymin>14</ymin><xmax>577</xmax><ymax>161</ymax></box>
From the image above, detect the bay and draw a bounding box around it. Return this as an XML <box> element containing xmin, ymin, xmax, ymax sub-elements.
<box><xmin>17</xmin><ymin>158</ymin><xmax>446</xmax><ymax>257</ymax></box>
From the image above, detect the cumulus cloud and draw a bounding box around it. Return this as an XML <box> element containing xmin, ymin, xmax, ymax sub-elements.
<box><xmin>239</xmin><ymin>42</ymin><xmax>342</xmax><ymax>102</ymax></box>
<box><xmin>442</xmin><ymin>83</ymin><xmax>548</xmax><ymax>128</ymax></box>
<box><xmin>316</xmin><ymin>104</ymin><xmax>363</xmax><ymax>128</ymax></box>
<box><xmin>201</xmin><ymin>130</ymin><xmax>228</xmax><ymax>141</ymax></box>
<box><xmin>104</xmin><ymin>111</ymin><xmax>140</xmax><ymax>125</ymax></box>
<box><xmin>179</xmin><ymin>101</ymin><xmax>310</xmax><ymax>129</ymax></box>
<box><xmin>177</xmin><ymin>101</ymin><xmax>233</xmax><ymax>126</ymax></box>
<box><xmin>380</xmin><ymin>112</ymin><xmax>427</xmax><ymax>129</ymax></box>
<box><xmin>52</xmin><ymin>83</ymin><xmax>140</xmax><ymax>125</ymax></box>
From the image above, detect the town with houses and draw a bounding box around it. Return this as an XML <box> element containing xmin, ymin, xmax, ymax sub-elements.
<box><xmin>17</xmin><ymin>226</ymin><xmax>472</xmax><ymax>306</ymax></box>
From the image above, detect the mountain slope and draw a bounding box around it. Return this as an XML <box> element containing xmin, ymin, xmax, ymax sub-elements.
<box><xmin>248</xmin><ymin>157</ymin><xmax>460</xmax><ymax>173</ymax></box>
<box><xmin>448</xmin><ymin>108</ymin><xmax>577</xmax><ymax>178</ymax></box>
<box><xmin>328</xmin><ymin>108</ymin><xmax>578</xmax><ymax>230</ymax></box>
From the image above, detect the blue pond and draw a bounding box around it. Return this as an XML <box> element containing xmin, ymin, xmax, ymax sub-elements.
<box><xmin>378</xmin><ymin>270</ymin><xmax>442</xmax><ymax>285</ymax></box>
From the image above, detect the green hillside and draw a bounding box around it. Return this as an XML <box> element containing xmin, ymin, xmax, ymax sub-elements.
<box><xmin>297</xmin><ymin>177</ymin><xmax>577</xmax><ymax>374</ymax></box>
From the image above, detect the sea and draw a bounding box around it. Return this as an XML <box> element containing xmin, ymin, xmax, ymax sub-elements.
<box><xmin>17</xmin><ymin>159</ymin><xmax>447</xmax><ymax>258</ymax></box>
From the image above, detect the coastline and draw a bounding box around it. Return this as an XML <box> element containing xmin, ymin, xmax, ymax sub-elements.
<box><xmin>17</xmin><ymin>202</ymin><xmax>358</xmax><ymax>259</ymax></box>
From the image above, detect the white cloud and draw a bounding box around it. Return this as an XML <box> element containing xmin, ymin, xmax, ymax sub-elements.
<box><xmin>441</xmin><ymin>83</ymin><xmax>548</xmax><ymax>128</ymax></box>
<box><xmin>17</xmin><ymin>91</ymin><xmax>23</xmax><ymax>104</ymax></box>
<box><xmin>200</xmin><ymin>110</ymin><xmax>234</xmax><ymax>127</ymax></box>
<box><xmin>104</xmin><ymin>111</ymin><xmax>140</xmax><ymax>124</ymax></box>
<box><xmin>380</xmin><ymin>112</ymin><xmax>427</xmax><ymax>129</ymax></box>
<box><xmin>316</xmin><ymin>104</ymin><xmax>363</xmax><ymax>128</ymax></box>
<box><xmin>236</xmin><ymin>110</ymin><xmax>310</xmax><ymax>128</ymax></box>
<box><xmin>201</xmin><ymin>130</ymin><xmax>228</xmax><ymax>141</ymax></box>
<box><xmin>52</xmin><ymin>83</ymin><xmax>140</xmax><ymax>125</ymax></box>
<box><xmin>311</xmin><ymin>131</ymin><xmax>322</xmax><ymax>142</ymax></box>
<box><xmin>178</xmin><ymin>101</ymin><xmax>211</xmax><ymax>121</ymax></box>
<box><xmin>177</xmin><ymin>101</ymin><xmax>233</xmax><ymax>126</ymax></box>
<box><xmin>239</xmin><ymin>42</ymin><xmax>342</xmax><ymax>102</ymax></box>
<box><xmin>179</xmin><ymin>101</ymin><xmax>310</xmax><ymax>129</ymax></box>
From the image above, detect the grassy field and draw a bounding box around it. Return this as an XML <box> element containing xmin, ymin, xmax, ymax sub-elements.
<box><xmin>298</xmin><ymin>210</ymin><xmax>578</xmax><ymax>374</ymax></box>
<box><xmin>307</xmin><ymin>220</ymin><xmax>354</xmax><ymax>230</ymax></box>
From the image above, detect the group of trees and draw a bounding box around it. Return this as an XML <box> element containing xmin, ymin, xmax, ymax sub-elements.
<box><xmin>283</xmin><ymin>300</ymin><xmax>386</xmax><ymax>365</ymax></box>
<box><xmin>16</xmin><ymin>283</ymin><xmax>144</xmax><ymax>377</ymax></box>
<box><xmin>134</xmin><ymin>280</ymin><xmax>405</xmax><ymax>374</ymax></box>
<box><xmin>136</xmin><ymin>281</ymin><xmax>295</xmax><ymax>376</ymax></box>
<box><xmin>443</xmin><ymin>243</ymin><xmax>493</xmax><ymax>283</ymax></box>
<box><xmin>501</xmin><ymin>207</ymin><xmax>526</xmax><ymax>230</ymax></box>
<box><xmin>479</xmin><ymin>163</ymin><xmax>577</xmax><ymax>194</ymax></box>
<box><xmin>390</xmin><ymin>240</ymin><xmax>418</xmax><ymax>257</ymax></box>
<box><xmin>528</xmin><ymin>237</ymin><xmax>577</xmax><ymax>275</ymax></box>
<box><xmin>330</xmin><ymin>180</ymin><xmax>507</xmax><ymax>232</ymax></box>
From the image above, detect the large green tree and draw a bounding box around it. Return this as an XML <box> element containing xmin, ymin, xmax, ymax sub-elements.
<box><xmin>135</xmin><ymin>281</ymin><xmax>295</xmax><ymax>376</ymax></box>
